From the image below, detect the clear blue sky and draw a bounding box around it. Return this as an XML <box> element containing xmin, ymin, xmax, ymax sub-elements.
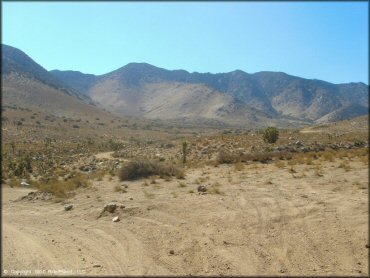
<box><xmin>2</xmin><ymin>1</ymin><xmax>368</xmax><ymax>84</ymax></box>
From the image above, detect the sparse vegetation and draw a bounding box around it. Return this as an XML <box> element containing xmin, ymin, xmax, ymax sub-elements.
<box><xmin>182</xmin><ymin>140</ymin><xmax>188</xmax><ymax>164</ymax></box>
<box><xmin>118</xmin><ymin>160</ymin><xmax>185</xmax><ymax>181</ymax></box>
<box><xmin>32</xmin><ymin>173</ymin><xmax>90</xmax><ymax>198</ymax></box>
<box><xmin>262</xmin><ymin>127</ymin><xmax>279</xmax><ymax>144</ymax></box>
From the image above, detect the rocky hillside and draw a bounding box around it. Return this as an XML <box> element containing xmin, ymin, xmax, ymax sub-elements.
<box><xmin>2</xmin><ymin>44</ymin><xmax>90</xmax><ymax>102</ymax></box>
<box><xmin>2</xmin><ymin>44</ymin><xmax>367</xmax><ymax>126</ymax></box>
<box><xmin>51</xmin><ymin>63</ymin><xmax>368</xmax><ymax>125</ymax></box>
<box><xmin>1</xmin><ymin>44</ymin><xmax>117</xmax><ymax>121</ymax></box>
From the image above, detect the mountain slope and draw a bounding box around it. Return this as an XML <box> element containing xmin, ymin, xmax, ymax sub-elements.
<box><xmin>2</xmin><ymin>44</ymin><xmax>90</xmax><ymax>102</ymax></box>
<box><xmin>1</xmin><ymin>44</ymin><xmax>116</xmax><ymax>121</ymax></box>
<box><xmin>51</xmin><ymin>63</ymin><xmax>368</xmax><ymax>124</ymax></box>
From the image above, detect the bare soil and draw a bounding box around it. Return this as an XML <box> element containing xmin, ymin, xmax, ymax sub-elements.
<box><xmin>2</xmin><ymin>155</ymin><xmax>368</xmax><ymax>276</ymax></box>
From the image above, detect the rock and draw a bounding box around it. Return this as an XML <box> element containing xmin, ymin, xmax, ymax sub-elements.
<box><xmin>295</xmin><ymin>140</ymin><xmax>303</xmax><ymax>147</ymax></box>
<box><xmin>197</xmin><ymin>185</ymin><xmax>207</xmax><ymax>193</ymax></box>
<box><xmin>64</xmin><ymin>204</ymin><xmax>73</xmax><ymax>211</ymax></box>
<box><xmin>93</xmin><ymin>264</ymin><xmax>101</xmax><ymax>268</ymax></box>
<box><xmin>20</xmin><ymin>181</ymin><xmax>30</xmax><ymax>187</ymax></box>
<box><xmin>300</xmin><ymin>147</ymin><xmax>309</xmax><ymax>153</ymax></box>
<box><xmin>330</xmin><ymin>144</ymin><xmax>340</xmax><ymax>150</ymax></box>
<box><xmin>169</xmin><ymin>250</ymin><xmax>175</xmax><ymax>255</ymax></box>
<box><xmin>112</xmin><ymin>216</ymin><xmax>120</xmax><ymax>222</ymax></box>
<box><xmin>104</xmin><ymin>203</ymin><xmax>117</xmax><ymax>213</ymax></box>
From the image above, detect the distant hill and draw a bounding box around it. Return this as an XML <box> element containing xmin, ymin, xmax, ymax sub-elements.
<box><xmin>2</xmin><ymin>44</ymin><xmax>367</xmax><ymax>127</ymax></box>
<box><xmin>51</xmin><ymin>63</ymin><xmax>368</xmax><ymax>125</ymax></box>
<box><xmin>1</xmin><ymin>44</ymin><xmax>115</xmax><ymax>121</ymax></box>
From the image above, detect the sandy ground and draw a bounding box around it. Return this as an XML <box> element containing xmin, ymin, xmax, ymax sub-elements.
<box><xmin>2</xmin><ymin>156</ymin><xmax>369</xmax><ymax>276</ymax></box>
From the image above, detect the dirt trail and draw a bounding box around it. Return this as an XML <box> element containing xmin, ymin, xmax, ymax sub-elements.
<box><xmin>2</xmin><ymin>158</ymin><xmax>368</xmax><ymax>276</ymax></box>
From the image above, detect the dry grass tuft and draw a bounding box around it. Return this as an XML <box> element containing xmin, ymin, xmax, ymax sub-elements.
<box><xmin>274</xmin><ymin>160</ymin><xmax>285</xmax><ymax>168</ymax></box>
<box><xmin>209</xmin><ymin>182</ymin><xmax>222</xmax><ymax>195</ymax></box>
<box><xmin>234</xmin><ymin>161</ymin><xmax>244</xmax><ymax>171</ymax></box>
<box><xmin>338</xmin><ymin>161</ymin><xmax>351</xmax><ymax>172</ymax></box>
<box><xmin>33</xmin><ymin>173</ymin><xmax>89</xmax><ymax>198</ymax></box>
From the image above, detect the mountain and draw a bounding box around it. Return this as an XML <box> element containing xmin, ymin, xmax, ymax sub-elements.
<box><xmin>2</xmin><ymin>44</ymin><xmax>90</xmax><ymax>102</ymax></box>
<box><xmin>1</xmin><ymin>44</ymin><xmax>115</xmax><ymax>121</ymax></box>
<box><xmin>51</xmin><ymin>62</ymin><xmax>368</xmax><ymax>125</ymax></box>
<box><xmin>2</xmin><ymin>44</ymin><xmax>367</xmax><ymax>127</ymax></box>
<box><xmin>49</xmin><ymin>70</ymin><xmax>98</xmax><ymax>97</ymax></box>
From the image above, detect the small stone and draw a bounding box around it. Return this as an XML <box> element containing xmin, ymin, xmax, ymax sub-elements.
<box><xmin>64</xmin><ymin>204</ymin><xmax>73</xmax><ymax>211</ymax></box>
<box><xmin>197</xmin><ymin>185</ymin><xmax>207</xmax><ymax>193</ymax></box>
<box><xmin>169</xmin><ymin>250</ymin><xmax>175</xmax><ymax>255</ymax></box>
<box><xmin>366</xmin><ymin>244</ymin><xmax>370</xmax><ymax>248</ymax></box>
<box><xmin>112</xmin><ymin>216</ymin><xmax>120</xmax><ymax>222</ymax></box>
<box><xmin>130</xmin><ymin>197</ymin><xmax>133</xmax><ymax>200</ymax></box>
<box><xmin>104</xmin><ymin>203</ymin><xmax>117</xmax><ymax>213</ymax></box>
<box><xmin>78</xmin><ymin>248</ymin><xmax>81</xmax><ymax>251</ymax></box>
<box><xmin>20</xmin><ymin>181</ymin><xmax>30</xmax><ymax>187</ymax></box>
<box><xmin>93</xmin><ymin>264</ymin><xmax>101</xmax><ymax>268</ymax></box>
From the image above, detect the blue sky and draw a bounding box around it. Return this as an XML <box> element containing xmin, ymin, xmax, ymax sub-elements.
<box><xmin>2</xmin><ymin>1</ymin><xmax>368</xmax><ymax>84</ymax></box>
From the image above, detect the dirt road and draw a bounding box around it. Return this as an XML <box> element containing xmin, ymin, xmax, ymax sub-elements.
<box><xmin>2</xmin><ymin>158</ymin><xmax>368</xmax><ymax>276</ymax></box>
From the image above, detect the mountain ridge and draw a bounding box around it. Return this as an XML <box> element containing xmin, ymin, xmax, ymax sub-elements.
<box><xmin>50</xmin><ymin>61</ymin><xmax>368</xmax><ymax>124</ymax></box>
<box><xmin>2</xmin><ymin>44</ymin><xmax>368</xmax><ymax>127</ymax></box>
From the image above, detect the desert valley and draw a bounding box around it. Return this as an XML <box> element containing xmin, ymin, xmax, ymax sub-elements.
<box><xmin>1</xmin><ymin>43</ymin><xmax>369</xmax><ymax>276</ymax></box>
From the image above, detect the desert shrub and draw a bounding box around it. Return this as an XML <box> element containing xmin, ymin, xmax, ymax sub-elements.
<box><xmin>114</xmin><ymin>185</ymin><xmax>126</xmax><ymax>193</ymax></box>
<box><xmin>8</xmin><ymin>155</ymin><xmax>32</xmax><ymax>177</ymax></box>
<box><xmin>118</xmin><ymin>160</ymin><xmax>185</xmax><ymax>181</ymax></box>
<box><xmin>33</xmin><ymin>173</ymin><xmax>89</xmax><ymax>198</ymax></box>
<box><xmin>217</xmin><ymin>149</ymin><xmax>237</xmax><ymax>164</ymax></box>
<box><xmin>262</xmin><ymin>127</ymin><xmax>279</xmax><ymax>144</ymax></box>
<box><xmin>108</xmin><ymin>139</ymin><xmax>123</xmax><ymax>151</ymax></box>
<box><xmin>234</xmin><ymin>161</ymin><xmax>244</xmax><ymax>171</ymax></box>
<box><xmin>354</xmin><ymin>140</ymin><xmax>366</xmax><ymax>147</ymax></box>
<box><xmin>209</xmin><ymin>182</ymin><xmax>222</xmax><ymax>194</ymax></box>
<box><xmin>217</xmin><ymin>149</ymin><xmax>291</xmax><ymax>165</ymax></box>
<box><xmin>274</xmin><ymin>160</ymin><xmax>285</xmax><ymax>168</ymax></box>
<box><xmin>320</xmin><ymin>150</ymin><xmax>335</xmax><ymax>162</ymax></box>
<box><xmin>182</xmin><ymin>141</ymin><xmax>188</xmax><ymax>164</ymax></box>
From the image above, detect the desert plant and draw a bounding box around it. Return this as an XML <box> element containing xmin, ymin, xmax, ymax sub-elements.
<box><xmin>262</xmin><ymin>127</ymin><xmax>279</xmax><ymax>144</ymax></box>
<box><xmin>118</xmin><ymin>160</ymin><xmax>185</xmax><ymax>181</ymax></box>
<box><xmin>182</xmin><ymin>141</ymin><xmax>188</xmax><ymax>164</ymax></box>
<box><xmin>33</xmin><ymin>173</ymin><xmax>89</xmax><ymax>198</ymax></box>
<box><xmin>9</xmin><ymin>155</ymin><xmax>32</xmax><ymax>177</ymax></box>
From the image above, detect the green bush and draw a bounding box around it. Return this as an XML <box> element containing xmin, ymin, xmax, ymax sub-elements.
<box><xmin>262</xmin><ymin>127</ymin><xmax>279</xmax><ymax>144</ymax></box>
